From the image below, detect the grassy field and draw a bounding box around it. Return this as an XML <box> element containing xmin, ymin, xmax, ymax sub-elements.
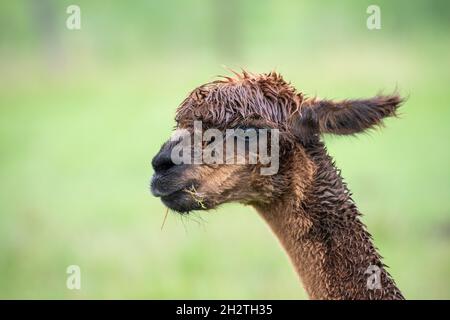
<box><xmin>0</xmin><ymin>0</ymin><xmax>449</xmax><ymax>299</ymax></box>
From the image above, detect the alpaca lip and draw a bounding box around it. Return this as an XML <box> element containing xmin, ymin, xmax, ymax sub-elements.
<box><xmin>150</xmin><ymin>173</ymin><xmax>182</xmax><ymax>197</ymax></box>
<box><xmin>160</xmin><ymin>189</ymin><xmax>204</xmax><ymax>213</ymax></box>
<box><xmin>160</xmin><ymin>189</ymin><xmax>186</xmax><ymax>202</ymax></box>
<box><xmin>150</xmin><ymin>173</ymin><xmax>198</xmax><ymax>199</ymax></box>
<box><xmin>151</xmin><ymin>179</ymin><xmax>184</xmax><ymax>198</ymax></box>
<box><xmin>151</xmin><ymin>174</ymin><xmax>204</xmax><ymax>213</ymax></box>
<box><xmin>152</xmin><ymin>186</ymin><xmax>183</xmax><ymax>198</ymax></box>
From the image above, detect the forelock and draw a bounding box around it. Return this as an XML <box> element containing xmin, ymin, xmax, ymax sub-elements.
<box><xmin>175</xmin><ymin>71</ymin><xmax>303</xmax><ymax>130</ymax></box>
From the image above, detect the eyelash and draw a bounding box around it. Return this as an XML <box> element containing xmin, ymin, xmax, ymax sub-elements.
<box><xmin>202</xmin><ymin>127</ymin><xmax>260</xmax><ymax>146</ymax></box>
<box><xmin>237</xmin><ymin>126</ymin><xmax>259</xmax><ymax>132</ymax></box>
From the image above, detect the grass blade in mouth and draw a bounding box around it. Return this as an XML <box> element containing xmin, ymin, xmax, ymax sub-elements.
<box><xmin>161</xmin><ymin>207</ymin><xmax>169</xmax><ymax>230</ymax></box>
<box><xmin>184</xmin><ymin>185</ymin><xmax>207</xmax><ymax>209</ymax></box>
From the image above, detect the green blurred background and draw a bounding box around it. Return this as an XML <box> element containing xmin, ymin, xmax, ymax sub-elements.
<box><xmin>0</xmin><ymin>0</ymin><xmax>449</xmax><ymax>299</ymax></box>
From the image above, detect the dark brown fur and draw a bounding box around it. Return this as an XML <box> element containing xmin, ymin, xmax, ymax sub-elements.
<box><xmin>151</xmin><ymin>71</ymin><xmax>405</xmax><ymax>300</ymax></box>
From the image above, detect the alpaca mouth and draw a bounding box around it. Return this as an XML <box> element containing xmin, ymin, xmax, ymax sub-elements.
<box><xmin>151</xmin><ymin>174</ymin><xmax>204</xmax><ymax>213</ymax></box>
<box><xmin>150</xmin><ymin>172</ymin><xmax>191</xmax><ymax>197</ymax></box>
<box><xmin>160</xmin><ymin>189</ymin><xmax>206</xmax><ymax>213</ymax></box>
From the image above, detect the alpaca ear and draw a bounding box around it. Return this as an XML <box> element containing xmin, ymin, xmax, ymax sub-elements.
<box><xmin>293</xmin><ymin>94</ymin><xmax>404</xmax><ymax>143</ymax></box>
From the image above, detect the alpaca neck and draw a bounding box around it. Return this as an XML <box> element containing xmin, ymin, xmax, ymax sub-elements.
<box><xmin>255</xmin><ymin>142</ymin><xmax>404</xmax><ymax>300</ymax></box>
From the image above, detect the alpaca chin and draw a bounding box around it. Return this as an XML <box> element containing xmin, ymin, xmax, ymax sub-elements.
<box><xmin>151</xmin><ymin>174</ymin><xmax>206</xmax><ymax>214</ymax></box>
<box><xmin>160</xmin><ymin>190</ymin><xmax>205</xmax><ymax>214</ymax></box>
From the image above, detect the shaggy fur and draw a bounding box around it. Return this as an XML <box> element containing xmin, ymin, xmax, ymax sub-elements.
<box><xmin>151</xmin><ymin>71</ymin><xmax>405</xmax><ymax>300</ymax></box>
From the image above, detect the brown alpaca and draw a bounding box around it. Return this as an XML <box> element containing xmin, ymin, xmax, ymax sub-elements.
<box><xmin>150</xmin><ymin>71</ymin><xmax>405</xmax><ymax>300</ymax></box>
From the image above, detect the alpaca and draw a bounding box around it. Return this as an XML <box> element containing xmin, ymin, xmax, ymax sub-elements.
<box><xmin>150</xmin><ymin>71</ymin><xmax>405</xmax><ymax>300</ymax></box>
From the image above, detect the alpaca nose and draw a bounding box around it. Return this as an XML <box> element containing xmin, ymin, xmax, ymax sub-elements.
<box><xmin>151</xmin><ymin>143</ymin><xmax>186</xmax><ymax>198</ymax></box>
<box><xmin>152</xmin><ymin>147</ymin><xmax>176</xmax><ymax>173</ymax></box>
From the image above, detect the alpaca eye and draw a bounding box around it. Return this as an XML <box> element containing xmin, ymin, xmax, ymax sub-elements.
<box><xmin>237</xmin><ymin>126</ymin><xmax>259</xmax><ymax>134</ymax></box>
<box><xmin>234</xmin><ymin>127</ymin><xmax>260</xmax><ymax>147</ymax></box>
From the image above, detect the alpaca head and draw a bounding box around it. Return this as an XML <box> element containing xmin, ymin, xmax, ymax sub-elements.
<box><xmin>151</xmin><ymin>71</ymin><xmax>402</xmax><ymax>213</ymax></box>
